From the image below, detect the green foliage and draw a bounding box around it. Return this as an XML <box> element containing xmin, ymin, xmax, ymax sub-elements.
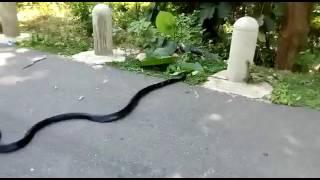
<box><xmin>310</xmin><ymin>5</ymin><xmax>320</xmax><ymax>49</ymax></box>
<box><xmin>170</xmin><ymin>62</ymin><xmax>204</xmax><ymax>75</ymax></box>
<box><xmin>127</xmin><ymin>18</ymin><xmax>158</xmax><ymax>48</ymax></box>
<box><xmin>114</xmin><ymin>9</ymin><xmax>227</xmax><ymax>83</ymax></box>
<box><xmin>272</xmin><ymin>74</ymin><xmax>320</xmax><ymax>110</ymax></box>
<box><xmin>217</xmin><ymin>2</ymin><xmax>233</xmax><ymax>18</ymax></box>
<box><xmin>17</xmin><ymin>2</ymin><xmax>39</xmax><ymax>8</ymax></box>
<box><xmin>67</xmin><ymin>2</ymin><xmax>96</xmax><ymax>36</ymax></box>
<box><xmin>124</xmin><ymin>10</ymin><xmax>191</xmax><ymax>50</ymax></box>
<box><xmin>294</xmin><ymin>49</ymin><xmax>320</xmax><ymax>73</ymax></box>
<box><xmin>248</xmin><ymin>2</ymin><xmax>283</xmax><ymax>67</ymax></box>
<box><xmin>198</xmin><ymin>2</ymin><xmax>232</xmax><ymax>24</ymax></box>
<box><xmin>196</xmin><ymin>2</ymin><xmax>286</xmax><ymax>67</ymax></box>
<box><xmin>250</xmin><ymin>65</ymin><xmax>320</xmax><ymax>110</ymax></box>
<box><xmin>18</xmin><ymin>16</ymin><xmax>92</xmax><ymax>55</ymax></box>
<box><xmin>66</xmin><ymin>2</ymin><xmax>153</xmax><ymax>37</ymax></box>
<box><xmin>175</xmin><ymin>11</ymin><xmax>203</xmax><ymax>45</ymax></box>
<box><xmin>108</xmin><ymin>53</ymin><xmax>227</xmax><ymax>85</ymax></box>
<box><xmin>153</xmin><ymin>10</ymin><xmax>203</xmax><ymax>47</ymax></box>
<box><xmin>128</xmin><ymin>18</ymin><xmax>152</xmax><ymax>35</ymax></box>
<box><xmin>271</xmin><ymin>83</ymin><xmax>295</xmax><ymax>106</ymax></box>
<box><xmin>153</xmin><ymin>41</ymin><xmax>177</xmax><ymax>56</ymax></box>
<box><xmin>16</xmin><ymin>2</ymin><xmax>320</xmax><ymax>111</ymax></box>
<box><xmin>67</xmin><ymin>2</ymin><xmax>95</xmax><ymax>22</ymax></box>
<box><xmin>120</xmin><ymin>10</ymin><xmax>211</xmax><ymax>80</ymax></box>
<box><xmin>199</xmin><ymin>3</ymin><xmax>216</xmax><ymax>24</ymax></box>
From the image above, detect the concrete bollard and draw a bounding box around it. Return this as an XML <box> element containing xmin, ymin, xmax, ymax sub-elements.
<box><xmin>0</xmin><ymin>2</ymin><xmax>20</xmax><ymax>44</ymax></box>
<box><xmin>92</xmin><ymin>4</ymin><xmax>113</xmax><ymax>56</ymax></box>
<box><xmin>227</xmin><ymin>16</ymin><xmax>259</xmax><ymax>82</ymax></box>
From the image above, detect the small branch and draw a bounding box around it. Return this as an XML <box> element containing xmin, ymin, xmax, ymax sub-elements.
<box><xmin>22</xmin><ymin>55</ymin><xmax>47</xmax><ymax>70</ymax></box>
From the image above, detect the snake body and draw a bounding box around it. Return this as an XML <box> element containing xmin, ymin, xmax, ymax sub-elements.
<box><xmin>0</xmin><ymin>74</ymin><xmax>186</xmax><ymax>153</ymax></box>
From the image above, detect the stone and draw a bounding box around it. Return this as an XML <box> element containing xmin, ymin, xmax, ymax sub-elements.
<box><xmin>136</xmin><ymin>53</ymin><xmax>146</xmax><ymax>61</ymax></box>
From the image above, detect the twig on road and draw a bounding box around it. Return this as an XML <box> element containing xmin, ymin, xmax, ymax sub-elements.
<box><xmin>22</xmin><ymin>55</ymin><xmax>47</xmax><ymax>69</ymax></box>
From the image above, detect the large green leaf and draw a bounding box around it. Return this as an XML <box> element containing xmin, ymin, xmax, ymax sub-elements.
<box><xmin>155</xmin><ymin>11</ymin><xmax>176</xmax><ymax>36</ymax></box>
<box><xmin>139</xmin><ymin>56</ymin><xmax>177</xmax><ymax>67</ymax></box>
<box><xmin>273</xmin><ymin>3</ymin><xmax>284</xmax><ymax>17</ymax></box>
<box><xmin>264</xmin><ymin>16</ymin><xmax>275</xmax><ymax>31</ymax></box>
<box><xmin>199</xmin><ymin>4</ymin><xmax>216</xmax><ymax>24</ymax></box>
<box><xmin>217</xmin><ymin>2</ymin><xmax>232</xmax><ymax>18</ymax></box>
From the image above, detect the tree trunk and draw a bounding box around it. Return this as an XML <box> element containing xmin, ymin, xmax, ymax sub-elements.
<box><xmin>0</xmin><ymin>2</ymin><xmax>20</xmax><ymax>38</ymax></box>
<box><xmin>275</xmin><ymin>2</ymin><xmax>313</xmax><ymax>70</ymax></box>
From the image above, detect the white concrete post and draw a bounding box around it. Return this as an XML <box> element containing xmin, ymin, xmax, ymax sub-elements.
<box><xmin>0</xmin><ymin>2</ymin><xmax>20</xmax><ymax>42</ymax></box>
<box><xmin>92</xmin><ymin>4</ymin><xmax>113</xmax><ymax>56</ymax></box>
<box><xmin>227</xmin><ymin>16</ymin><xmax>259</xmax><ymax>82</ymax></box>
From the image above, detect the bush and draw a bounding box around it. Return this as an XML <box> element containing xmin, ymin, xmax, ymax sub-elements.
<box><xmin>66</xmin><ymin>2</ymin><xmax>153</xmax><ymax>37</ymax></box>
<box><xmin>175</xmin><ymin>11</ymin><xmax>203</xmax><ymax>46</ymax></box>
<box><xmin>293</xmin><ymin>49</ymin><xmax>320</xmax><ymax>73</ymax></box>
<box><xmin>66</xmin><ymin>2</ymin><xmax>96</xmax><ymax>36</ymax></box>
<box><xmin>19</xmin><ymin>16</ymin><xmax>92</xmax><ymax>55</ymax></box>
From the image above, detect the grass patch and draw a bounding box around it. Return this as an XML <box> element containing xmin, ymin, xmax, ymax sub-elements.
<box><xmin>17</xmin><ymin>15</ymin><xmax>92</xmax><ymax>56</ymax></box>
<box><xmin>250</xmin><ymin>65</ymin><xmax>320</xmax><ymax>110</ymax></box>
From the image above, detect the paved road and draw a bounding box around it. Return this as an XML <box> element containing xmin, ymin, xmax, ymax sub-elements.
<box><xmin>0</xmin><ymin>44</ymin><xmax>320</xmax><ymax>178</ymax></box>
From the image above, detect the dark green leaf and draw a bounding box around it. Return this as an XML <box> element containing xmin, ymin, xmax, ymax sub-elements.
<box><xmin>156</xmin><ymin>37</ymin><xmax>166</xmax><ymax>47</ymax></box>
<box><xmin>200</xmin><ymin>3</ymin><xmax>213</xmax><ymax>9</ymax></box>
<box><xmin>273</xmin><ymin>3</ymin><xmax>284</xmax><ymax>17</ymax></box>
<box><xmin>199</xmin><ymin>5</ymin><xmax>216</xmax><ymax>24</ymax></box>
<box><xmin>205</xmin><ymin>53</ymin><xmax>221</xmax><ymax>60</ymax></box>
<box><xmin>264</xmin><ymin>16</ymin><xmax>275</xmax><ymax>31</ymax></box>
<box><xmin>153</xmin><ymin>41</ymin><xmax>177</xmax><ymax>56</ymax></box>
<box><xmin>217</xmin><ymin>2</ymin><xmax>232</xmax><ymax>18</ymax></box>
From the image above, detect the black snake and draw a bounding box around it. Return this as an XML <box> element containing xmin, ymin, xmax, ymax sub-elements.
<box><xmin>0</xmin><ymin>74</ymin><xmax>186</xmax><ymax>153</ymax></box>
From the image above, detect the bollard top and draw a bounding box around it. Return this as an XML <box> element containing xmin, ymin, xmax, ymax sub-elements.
<box><xmin>92</xmin><ymin>4</ymin><xmax>112</xmax><ymax>15</ymax></box>
<box><xmin>233</xmin><ymin>16</ymin><xmax>259</xmax><ymax>32</ymax></box>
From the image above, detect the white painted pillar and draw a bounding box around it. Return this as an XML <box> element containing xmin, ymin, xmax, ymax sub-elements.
<box><xmin>227</xmin><ymin>16</ymin><xmax>259</xmax><ymax>82</ymax></box>
<box><xmin>92</xmin><ymin>4</ymin><xmax>113</xmax><ymax>56</ymax></box>
<box><xmin>0</xmin><ymin>2</ymin><xmax>20</xmax><ymax>41</ymax></box>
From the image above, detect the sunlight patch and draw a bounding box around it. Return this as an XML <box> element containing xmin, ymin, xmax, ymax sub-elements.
<box><xmin>0</xmin><ymin>52</ymin><xmax>15</xmax><ymax>67</ymax></box>
<box><xmin>209</xmin><ymin>113</ymin><xmax>223</xmax><ymax>121</ymax></box>
<box><xmin>0</xmin><ymin>70</ymin><xmax>49</xmax><ymax>85</ymax></box>
<box><xmin>16</xmin><ymin>48</ymin><xmax>30</xmax><ymax>53</ymax></box>
<box><xmin>284</xmin><ymin>134</ymin><xmax>303</xmax><ymax>147</ymax></box>
<box><xmin>168</xmin><ymin>173</ymin><xmax>183</xmax><ymax>178</ymax></box>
